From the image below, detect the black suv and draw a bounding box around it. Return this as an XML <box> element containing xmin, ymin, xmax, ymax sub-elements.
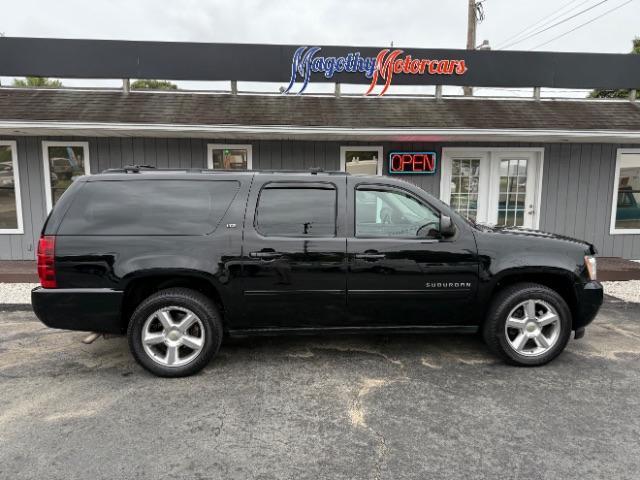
<box><xmin>32</xmin><ymin>168</ymin><xmax>603</xmax><ymax>377</ymax></box>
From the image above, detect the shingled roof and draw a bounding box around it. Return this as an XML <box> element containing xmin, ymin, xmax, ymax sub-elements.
<box><xmin>0</xmin><ymin>88</ymin><xmax>639</xmax><ymax>140</ymax></box>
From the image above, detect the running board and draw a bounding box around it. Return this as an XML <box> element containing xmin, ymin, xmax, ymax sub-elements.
<box><xmin>227</xmin><ymin>325</ymin><xmax>478</xmax><ymax>337</ymax></box>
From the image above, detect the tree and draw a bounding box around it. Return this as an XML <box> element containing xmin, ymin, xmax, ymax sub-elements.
<box><xmin>12</xmin><ymin>76</ymin><xmax>63</xmax><ymax>88</ymax></box>
<box><xmin>131</xmin><ymin>79</ymin><xmax>178</xmax><ymax>90</ymax></box>
<box><xmin>589</xmin><ymin>38</ymin><xmax>639</xmax><ymax>99</ymax></box>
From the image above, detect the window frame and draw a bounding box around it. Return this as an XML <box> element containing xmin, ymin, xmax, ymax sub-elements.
<box><xmin>254</xmin><ymin>182</ymin><xmax>338</xmax><ymax>238</ymax></box>
<box><xmin>354</xmin><ymin>184</ymin><xmax>442</xmax><ymax>240</ymax></box>
<box><xmin>340</xmin><ymin>146</ymin><xmax>383</xmax><ymax>176</ymax></box>
<box><xmin>0</xmin><ymin>140</ymin><xmax>24</xmax><ymax>234</ymax></box>
<box><xmin>207</xmin><ymin>144</ymin><xmax>253</xmax><ymax>170</ymax></box>
<box><xmin>42</xmin><ymin>141</ymin><xmax>91</xmax><ymax>213</ymax></box>
<box><xmin>610</xmin><ymin>148</ymin><xmax>640</xmax><ymax>235</ymax></box>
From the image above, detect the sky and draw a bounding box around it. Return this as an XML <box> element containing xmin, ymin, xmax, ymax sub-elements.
<box><xmin>1</xmin><ymin>0</ymin><xmax>638</xmax><ymax>96</ymax></box>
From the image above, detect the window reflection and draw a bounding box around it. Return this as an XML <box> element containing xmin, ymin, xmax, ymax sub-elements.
<box><xmin>256</xmin><ymin>187</ymin><xmax>336</xmax><ymax>237</ymax></box>
<box><xmin>449</xmin><ymin>158</ymin><xmax>479</xmax><ymax>221</ymax></box>
<box><xmin>0</xmin><ymin>145</ymin><xmax>18</xmax><ymax>230</ymax></box>
<box><xmin>47</xmin><ymin>145</ymin><xmax>88</xmax><ymax>206</ymax></box>
<box><xmin>356</xmin><ymin>189</ymin><xmax>440</xmax><ymax>238</ymax></box>
<box><xmin>614</xmin><ymin>154</ymin><xmax>640</xmax><ymax>230</ymax></box>
<box><xmin>210</xmin><ymin>148</ymin><xmax>249</xmax><ymax>170</ymax></box>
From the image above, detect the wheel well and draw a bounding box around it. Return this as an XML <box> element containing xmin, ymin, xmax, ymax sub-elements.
<box><xmin>121</xmin><ymin>275</ymin><xmax>224</xmax><ymax>331</ymax></box>
<box><xmin>491</xmin><ymin>273</ymin><xmax>578</xmax><ymax>326</ymax></box>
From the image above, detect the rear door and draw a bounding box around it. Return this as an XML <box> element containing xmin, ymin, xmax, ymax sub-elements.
<box><xmin>239</xmin><ymin>175</ymin><xmax>348</xmax><ymax>329</ymax></box>
<box><xmin>346</xmin><ymin>177</ymin><xmax>479</xmax><ymax>326</ymax></box>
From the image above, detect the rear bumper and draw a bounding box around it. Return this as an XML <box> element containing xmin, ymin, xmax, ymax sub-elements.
<box><xmin>573</xmin><ymin>281</ymin><xmax>603</xmax><ymax>330</ymax></box>
<box><xmin>31</xmin><ymin>287</ymin><xmax>124</xmax><ymax>334</ymax></box>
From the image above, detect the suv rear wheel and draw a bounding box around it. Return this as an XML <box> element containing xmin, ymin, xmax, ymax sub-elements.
<box><xmin>482</xmin><ymin>283</ymin><xmax>572</xmax><ymax>366</ymax></box>
<box><xmin>127</xmin><ymin>288</ymin><xmax>223</xmax><ymax>377</ymax></box>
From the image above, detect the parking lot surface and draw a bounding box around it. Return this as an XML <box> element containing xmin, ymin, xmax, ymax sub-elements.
<box><xmin>1</xmin><ymin>298</ymin><xmax>639</xmax><ymax>480</ymax></box>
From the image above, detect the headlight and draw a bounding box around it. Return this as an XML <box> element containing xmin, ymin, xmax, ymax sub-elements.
<box><xmin>584</xmin><ymin>255</ymin><xmax>597</xmax><ymax>281</ymax></box>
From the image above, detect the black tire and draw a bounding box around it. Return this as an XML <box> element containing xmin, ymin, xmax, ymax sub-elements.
<box><xmin>482</xmin><ymin>282</ymin><xmax>572</xmax><ymax>366</ymax></box>
<box><xmin>127</xmin><ymin>288</ymin><xmax>223</xmax><ymax>377</ymax></box>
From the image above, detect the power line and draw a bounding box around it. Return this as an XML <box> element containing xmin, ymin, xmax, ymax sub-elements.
<box><xmin>500</xmin><ymin>0</ymin><xmax>610</xmax><ymax>49</ymax></box>
<box><xmin>495</xmin><ymin>0</ymin><xmax>587</xmax><ymax>49</ymax></box>
<box><xmin>531</xmin><ymin>0</ymin><xmax>635</xmax><ymax>50</ymax></box>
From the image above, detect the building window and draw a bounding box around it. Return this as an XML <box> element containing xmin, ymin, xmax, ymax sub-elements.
<box><xmin>207</xmin><ymin>144</ymin><xmax>252</xmax><ymax>170</ymax></box>
<box><xmin>611</xmin><ymin>149</ymin><xmax>640</xmax><ymax>234</ymax></box>
<box><xmin>42</xmin><ymin>141</ymin><xmax>90</xmax><ymax>212</ymax></box>
<box><xmin>0</xmin><ymin>141</ymin><xmax>23</xmax><ymax>234</ymax></box>
<box><xmin>340</xmin><ymin>146</ymin><xmax>383</xmax><ymax>175</ymax></box>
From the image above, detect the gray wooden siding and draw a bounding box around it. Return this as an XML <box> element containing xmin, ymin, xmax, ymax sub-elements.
<box><xmin>0</xmin><ymin>136</ymin><xmax>638</xmax><ymax>260</ymax></box>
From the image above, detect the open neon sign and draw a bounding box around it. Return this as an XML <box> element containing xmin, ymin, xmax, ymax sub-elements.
<box><xmin>389</xmin><ymin>152</ymin><xmax>437</xmax><ymax>175</ymax></box>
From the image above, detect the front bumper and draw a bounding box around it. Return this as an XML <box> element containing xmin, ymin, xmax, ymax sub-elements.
<box><xmin>31</xmin><ymin>287</ymin><xmax>124</xmax><ymax>334</ymax></box>
<box><xmin>573</xmin><ymin>281</ymin><xmax>603</xmax><ymax>330</ymax></box>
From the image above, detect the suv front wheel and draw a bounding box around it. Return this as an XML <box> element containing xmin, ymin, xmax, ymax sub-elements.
<box><xmin>127</xmin><ymin>288</ymin><xmax>223</xmax><ymax>377</ymax></box>
<box><xmin>482</xmin><ymin>283</ymin><xmax>572</xmax><ymax>366</ymax></box>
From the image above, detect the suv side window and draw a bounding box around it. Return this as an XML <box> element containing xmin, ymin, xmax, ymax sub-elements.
<box><xmin>59</xmin><ymin>180</ymin><xmax>239</xmax><ymax>235</ymax></box>
<box><xmin>256</xmin><ymin>185</ymin><xmax>336</xmax><ymax>237</ymax></box>
<box><xmin>356</xmin><ymin>188</ymin><xmax>440</xmax><ymax>238</ymax></box>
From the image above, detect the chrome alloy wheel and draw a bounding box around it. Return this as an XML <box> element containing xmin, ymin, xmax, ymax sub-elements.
<box><xmin>504</xmin><ymin>299</ymin><xmax>561</xmax><ymax>357</ymax></box>
<box><xmin>141</xmin><ymin>306</ymin><xmax>205</xmax><ymax>367</ymax></box>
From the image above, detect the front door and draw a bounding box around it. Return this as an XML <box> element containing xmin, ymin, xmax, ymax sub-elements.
<box><xmin>346</xmin><ymin>179</ymin><xmax>479</xmax><ymax>326</ymax></box>
<box><xmin>440</xmin><ymin>149</ymin><xmax>543</xmax><ymax>229</ymax></box>
<box><xmin>240</xmin><ymin>176</ymin><xmax>348</xmax><ymax>329</ymax></box>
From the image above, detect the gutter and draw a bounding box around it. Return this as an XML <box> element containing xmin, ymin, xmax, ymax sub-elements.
<box><xmin>1</xmin><ymin>120</ymin><xmax>639</xmax><ymax>142</ymax></box>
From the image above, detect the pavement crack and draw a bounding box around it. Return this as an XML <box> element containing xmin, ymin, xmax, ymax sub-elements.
<box><xmin>309</xmin><ymin>344</ymin><xmax>404</xmax><ymax>367</ymax></box>
<box><xmin>372</xmin><ymin>430</ymin><xmax>388</xmax><ymax>480</ymax></box>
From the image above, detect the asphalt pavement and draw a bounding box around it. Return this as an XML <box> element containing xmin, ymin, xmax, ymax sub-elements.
<box><xmin>1</xmin><ymin>298</ymin><xmax>639</xmax><ymax>480</ymax></box>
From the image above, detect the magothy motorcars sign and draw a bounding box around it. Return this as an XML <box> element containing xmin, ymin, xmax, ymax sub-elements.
<box><xmin>284</xmin><ymin>46</ymin><xmax>468</xmax><ymax>95</ymax></box>
<box><xmin>1</xmin><ymin>38</ymin><xmax>638</xmax><ymax>90</ymax></box>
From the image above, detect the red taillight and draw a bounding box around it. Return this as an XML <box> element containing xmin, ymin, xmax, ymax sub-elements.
<box><xmin>37</xmin><ymin>235</ymin><xmax>57</xmax><ymax>288</ymax></box>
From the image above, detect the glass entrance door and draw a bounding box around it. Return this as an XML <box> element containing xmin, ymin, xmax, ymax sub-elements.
<box><xmin>441</xmin><ymin>149</ymin><xmax>542</xmax><ymax>229</ymax></box>
<box><xmin>494</xmin><ymin>155</ymin><xmax>537</xmax><ymax>229</ymax></box>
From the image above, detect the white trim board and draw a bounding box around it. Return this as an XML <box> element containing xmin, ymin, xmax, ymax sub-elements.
<box><xmin>340</xmin><ymin>146</ymin><xmax>383</xmax><ymax>175</ymax></box>
<box><xmin>609</xmin><ymin>148</ymin><xmax>640</xmax><ymax>235</ymax></box>
<box><xmin>2</xmin><ymin>121</ymin><xmax>640</xmax><ymax>143</ymax></box>
<box><xmin>42</xmin><ymin>141</ymin><xmax>91</xmax><ymax>213</ymax></box>
<box><xmin>0</xmin><ymin>140</ymin><xmax>24</xmax><ymax>234</ymax></box>
<box><xmin>206</xmin><ymin>144</ymin><xmax>253</xmax><ymax>170</ymax></box>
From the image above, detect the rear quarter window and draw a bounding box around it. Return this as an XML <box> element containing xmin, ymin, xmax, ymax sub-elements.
<box><xmin>58</xmin><ymin>179</ymin><xmax>239</xmax><ymax>235</ymax></box>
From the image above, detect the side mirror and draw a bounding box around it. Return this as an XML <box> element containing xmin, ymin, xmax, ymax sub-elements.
<box><xmin>440</xmin><ymin>215</ymin><xmax>456</xmax><ymax>238</ymax></box>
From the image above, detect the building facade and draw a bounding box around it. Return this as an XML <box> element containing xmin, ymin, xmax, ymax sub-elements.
<box><xmin>0</xmin><ymin>39</ymin><xmax>639</xmax><ymax>260</ymax></box>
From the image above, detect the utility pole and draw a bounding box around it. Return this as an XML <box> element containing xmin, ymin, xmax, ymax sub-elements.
<box><xmin>464</xmin><ymin>0</ymin><xmax>476</xmax><ymax>96</ymax></box>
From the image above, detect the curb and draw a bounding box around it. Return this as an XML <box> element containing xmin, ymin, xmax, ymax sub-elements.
<box><xmin>0</xmin><ymin>303</ymin><xmax>33</xmax><ymax>312</ymax></box>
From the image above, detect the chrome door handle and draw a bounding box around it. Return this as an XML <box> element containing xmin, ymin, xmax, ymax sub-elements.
<box><xmin>250</xmin><ymin>251</ymin><xmax>283</xmax><ymax>260</ymax></box>
<box><xmin>355</xmin><ymin>253</ymin><xmax>386</xmax><ymax>260</ymax></box>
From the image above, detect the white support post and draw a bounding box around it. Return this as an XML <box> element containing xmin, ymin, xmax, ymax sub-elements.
<box><xmin>335</xmin><ymin>82</ymin><xmax>341</xmax><ymax>97</ymax></box>
<box><xmin>230</xmin><ymin>80</ymin><xmax>238</xmax><ymax>95</ymax></box>
<box><xmin>122</xmin><ymin>78</ymin><xmax>130</xmax><ymax>94</ymax></box>
<box><xmin>630</xmin><ymin>89</ymin><xmax>637</xmax><ymax>103</ymax></box>
<box><xmin>435</xmin><ymin>85</ymin><xmax>443</xmax><ymax>100</ymax></box>
<box><xmin>533</xmin><ymin>86</ymin><xmax>541</xmax><ymax>101</ymax></box>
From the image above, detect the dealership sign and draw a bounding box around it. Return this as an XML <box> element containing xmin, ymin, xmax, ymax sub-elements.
<box><xmin>284</xmin><ymin>46</ymin><xmax>468</xmax><ymax>96</ymax></box>
<box><xmin>388</xmin><ymin>152</ymin><xmax>437</xmax><ymax>175</ymax></box>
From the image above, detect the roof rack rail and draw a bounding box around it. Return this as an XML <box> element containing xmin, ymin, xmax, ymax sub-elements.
<box><xmin>101</xmin><ymin>164</ymin><xmax>157</xmax><ymax>174</ymax></box>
